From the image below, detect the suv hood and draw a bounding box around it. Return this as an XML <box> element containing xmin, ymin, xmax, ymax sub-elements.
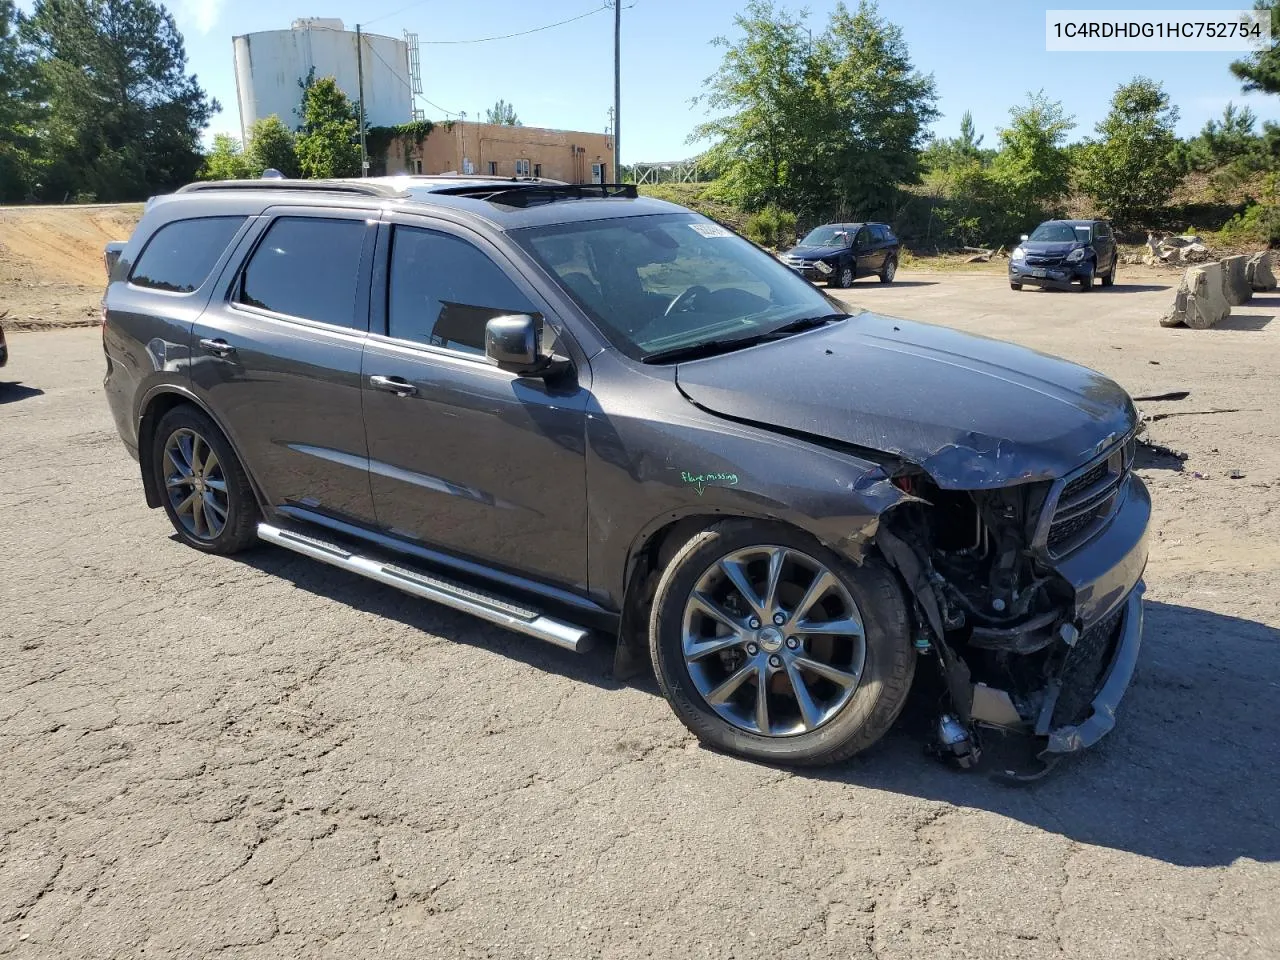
<box><xmin>784</xmin><ymin>244</ymin><xmax>846</xmax><ymax>260</ymax></box>
<box><xmin>1022</xmin><ymin>240</ymin><xmax>1083</xmax><ymax>256</ymax></box>
<box><xmin>674</xmin><ymin>312</ymin><xmax>1137</xmax><ymax>489</ymax></box>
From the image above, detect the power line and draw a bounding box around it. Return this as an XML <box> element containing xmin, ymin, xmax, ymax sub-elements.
<box><xmin>360</xmin><ymin>37</ymin><xmax>462</xmax><ymax>116</ymax></box>
<box><xmin>364</xmin><ymin>0</ymin><xmax>432</xmax><ymax>28</ymax></box>
<box><xmin>418</xmin><ymin>6</ymin><xmax>609</xmax><ymax>45</ymax></box>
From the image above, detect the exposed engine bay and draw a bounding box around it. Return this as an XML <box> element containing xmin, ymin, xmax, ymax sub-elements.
<box><xmin>875</xmin><ymin>468</ymin><xmax>1132</xmax><ymax>780</ymax></box>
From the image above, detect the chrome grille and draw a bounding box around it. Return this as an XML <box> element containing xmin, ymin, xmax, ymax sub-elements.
<box><xmin>1045</xmin><ymin>438</ymin><xmax>1134</xmax><ymax>557</ymax></box>
<box><xmin>783</xmin><ymin>256</ymin><xmax>813</xmax><ymax>269</ymax></box>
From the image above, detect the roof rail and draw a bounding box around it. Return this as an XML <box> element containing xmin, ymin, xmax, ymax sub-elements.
<box><xmin>438</xmin><ymin>182</ymin><xmax>638</xmax><ymax>208</ymax></box>
<box><xmin>176</xmin><ymin>179</ymin><xmax>407</xmax><ymax>198</ymax></box>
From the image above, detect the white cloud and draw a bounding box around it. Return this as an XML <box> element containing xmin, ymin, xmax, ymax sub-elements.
<box><xmin>178</xmin><ymin>0</ymin><xmax>225</xmax><ymax>35</ymax></box>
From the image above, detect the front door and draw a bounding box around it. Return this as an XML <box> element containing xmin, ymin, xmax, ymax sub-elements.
<box><xmin>853</xmin><ymin>226</ymin><xmax>880</xmax><ymax>277</ymax></box>
<box><xmin>360</xmin><ymin>218</ymin><xmax>591</xmax><ymax>593</ymax></box>
<box><xmin>189</xmin><ymin>208</ymin><xmax>378</xmax><ymax>524</ymax></box>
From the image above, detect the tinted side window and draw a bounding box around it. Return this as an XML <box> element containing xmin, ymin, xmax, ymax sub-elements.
<box><xmin>855</xmin><ymin>227</ymin><xmax>871</xmax><ymax>247</ymax></box>
<box><xmin>236</xmin><ymin>217</ymin><xmax>368</xmax><ymax>328</ymax></box>
<box><xmin>387</xmin><ymin>226</ymin><xmax>537</xmax><ymax>356</ymax></box>
<box><xmin>1095</xmin><ymin>222</ymin><xmax>1111</xmax><ymax>238</ymax></box>
<box><xmin>130</xmin><ymin>216</ymin><xmax>246</xmax><ymax>293</ymax></box>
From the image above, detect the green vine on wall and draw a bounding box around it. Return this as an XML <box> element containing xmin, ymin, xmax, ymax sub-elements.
<box><xmin>366</xmin><ymin>120</ymin><xmax>436</xmax><ymax>167</ymax></box>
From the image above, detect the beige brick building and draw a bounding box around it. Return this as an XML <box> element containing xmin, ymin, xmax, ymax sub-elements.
<box><xmin>380</xmin><ymin>121</ymin><xmax>615</xmax><ymax>184</ymax></box>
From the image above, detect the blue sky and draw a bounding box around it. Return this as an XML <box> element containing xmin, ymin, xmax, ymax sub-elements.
<box><xmin>28</xmin><ymin>0</ymin><xmax>1280</xmax><ymax>157</ymax></box>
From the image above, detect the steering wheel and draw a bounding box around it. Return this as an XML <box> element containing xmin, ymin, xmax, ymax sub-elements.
<box><xmin>664</xmin><ymin>285</ymin><xmax>711</xmax><ymax>317</ymax></box>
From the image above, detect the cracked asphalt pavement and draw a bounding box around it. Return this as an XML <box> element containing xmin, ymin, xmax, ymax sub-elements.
<box><xmin>2</xmin><ymin>295</ymin><xmax>1279</xmax><ymax>958</ymax></box>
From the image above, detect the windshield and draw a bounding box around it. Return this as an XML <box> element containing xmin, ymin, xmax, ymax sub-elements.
<box><xmin>1028</xmin><ymin>222</ymin><xmax>1084</xmax><ymax>243</ymax></box>
<box><xmin>513</xmin><ymin>213</ymin><xmax>840</xmax><ymax>362</ymax></box>
<box><xmin>799</xmin><ymin>225</ymin><xmax>852</xmax><ymax>247</ymax></box>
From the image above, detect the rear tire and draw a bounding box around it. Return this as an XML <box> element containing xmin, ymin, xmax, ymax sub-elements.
<box><xmin>1101</xmin><ymin>260</ymin><xmax>1116</xmax><ymax>287</ymax></box>
<box><xmin>648</xmin><ymin>520</ymin><xmax>915</xmax><ymax>766</ymax></box>
<box><xmin>879</xmin><ymin>257</ymin><xmax>897</xmax><ymax>284</ymax></box>
<box><xmin>152</xmin><ymin>405</ymin><xmax>259</xmax><ymax>555</ymax></box>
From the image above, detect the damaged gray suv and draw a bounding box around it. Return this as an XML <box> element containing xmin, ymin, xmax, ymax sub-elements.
<box><xmin>103</xmin><ymin>177</ymin><xmax>1149</xmax><ymax>774</ymax></box>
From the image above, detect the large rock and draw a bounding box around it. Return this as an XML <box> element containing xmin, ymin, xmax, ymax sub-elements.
<box><xmin>1159</xmin><ymin>262</ymin><xmax>1231</xmax><ymax>329</ymax></box>
<box><xmin>1247</xmin><ymin>251</ymin><xmax>1277</xmax><ymax>291</ymax></box>
<box><xmin>1220</xmin><ymin>254</ymin><xmax>1252</xmax><ymax>305</ymax></box>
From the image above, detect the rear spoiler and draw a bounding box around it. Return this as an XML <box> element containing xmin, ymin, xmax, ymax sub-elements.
<box><xmin>104</xmin><ymin>241</ymin><xmax>126</xmax><ymax>279</ymax></box>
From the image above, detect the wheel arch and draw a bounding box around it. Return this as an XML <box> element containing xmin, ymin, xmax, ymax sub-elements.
<box><xmin>136</xmin><ymin>386</ymin><xmax>267</xmax><ymax>513</ymax></box>
<box><xmin>612</xmin><ymin>508</ymin><xmax>880</xmax><ymax>680</ymax></box>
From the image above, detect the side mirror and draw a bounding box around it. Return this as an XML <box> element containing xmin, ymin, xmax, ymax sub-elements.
<box><xmin>485</xmin><ymin>314</ymin><xmax>541</xmax><ymax>372</ymax></box>
<box><xmin>1020</xmin><ymin>234</ymin><xmax>1029</xmax><ymax>242</ymax></box>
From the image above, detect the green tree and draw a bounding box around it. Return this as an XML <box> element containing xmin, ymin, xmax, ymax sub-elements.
<box><xmin>20</xmin><ymin>0</ymin><xmax>216</xmax><ymax>201</ymax></box>
<box><xmin>1187</xmin><ymin>101</ymin><xmax>1259</xmax><ymax>170</ymax></box>
<box><xmin>246</xmin><ymin>114</ymin><xmax>298</xmax><ymax>177</ymax></box>
<box><xmin>295</xmin><ymin>76</ymin><xmax>360</xmax><ymax>178</ymax></box>
<box><xmin>989</xmin><ymin>92</ymin><xmax>1074</xmax><ymax>221</ymax></box>
<box><xmin>1231</xmin><ymin>1</ymin><xmax>1280</xmax><ymax>94</ymax></box>
<box><xmin>811</xmin><ymin>1</ymin><xmax>939</xmax><ymax>216</ymax></box>
<box><xmin>691</xmin><ymin>0</ymin><xmax>815</xmax><ymax>210</ymax></box>
<box><xmin>692</xmin><ymin>0</ymin><xmax>937</xmax><ymax>220</ymax></box>
<box><xmin>1076</xmin><ymin>77</ymin><xmax>1183</xmax><ymax>221</ymax></box>
<box><xmin>484</xmin><ymin>99</ymin><xmax>521</xmax><ymax>126</ymax></box>
<box><xmin>0</xmin><ymin>0</ymin><xmax>46</xmax><ymax>202</ymax></box>
<box><xmin>198</xmin><ymin>133</ymin><xmax>255</xmax><ymax>181</ymax></box>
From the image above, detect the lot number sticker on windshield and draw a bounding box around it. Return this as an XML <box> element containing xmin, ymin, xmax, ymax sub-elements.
<box><xmin>689</xmin><ymin>223</ymin><xmax>733</xmax><ymax>238</ymax></box>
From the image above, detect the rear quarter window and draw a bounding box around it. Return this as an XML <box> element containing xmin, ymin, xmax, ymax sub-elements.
<box><xmin>129</xmin><ymin>216</ymin><xmax>247</xmax><ymax>293</ymax></box>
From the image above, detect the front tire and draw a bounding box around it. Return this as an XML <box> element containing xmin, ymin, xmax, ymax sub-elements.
<box><xmin>1010</xmin><ymin>281</ymin><xmax>1023</xmax><ymax>290</ymax></box>
<box><xmin>152</xmin><ymin>405</ymin><xmax>259</xmax><ymax>554</ymax></box>
<box><xmin>831</xmin><ymin>263</ymin><xmax>855</xmax><ymax>288</ymax></box>
<box><xmin>648</xmin><ymin>520</ymin><xmax>915</xmax><ymax>766</ymax></box>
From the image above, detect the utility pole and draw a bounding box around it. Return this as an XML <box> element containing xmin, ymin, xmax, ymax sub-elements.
<box><xmin>613</xmin><ymin>0</ymin><xmax>621</xmax><ymax>182</ymax></box>
<box><xmin>356</xmin><ymin>24</ymin><xmax>368</xmax><ymax>177</ymax></box>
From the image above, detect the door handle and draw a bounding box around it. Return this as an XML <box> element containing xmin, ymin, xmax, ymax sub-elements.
<box><xmin>369</xmin><ymin>375</ymin><xmax>417</xmax><ymax>397</ymax></box>
<box><xmin>198</xmin><ymin>337</ymin><xmax>236</xmax><ymax>357</ymax></box>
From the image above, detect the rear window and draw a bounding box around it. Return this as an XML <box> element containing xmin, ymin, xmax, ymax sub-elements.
<box><xmin>235</xmin><ymin>217</ymin><xmax>368</xmax><ymax>328</ymax></box>
<box><xmin>130</xmin><ymin>216</ymin><xmax>246</xmax><ymax>293</ymax></box>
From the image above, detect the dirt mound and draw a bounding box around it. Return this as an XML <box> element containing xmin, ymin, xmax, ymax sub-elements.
<box><xmin>0</xmin><ymin>203</ymin><xmax>141</xmax><ymax>328</ymax></box>
<box><xmin>0</xmin><ymin>204</ymin><xmax>142</xmax><ymax>286</ymax></box>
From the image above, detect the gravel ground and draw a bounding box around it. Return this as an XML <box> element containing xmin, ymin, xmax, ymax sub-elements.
<box><xmin>1</xmin><ymin>271</ymin><xmax>1278</xmax><ymax>959</ymax></box>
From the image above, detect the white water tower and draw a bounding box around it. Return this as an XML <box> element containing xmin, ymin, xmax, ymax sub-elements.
<box><xmin>232</xmin><ymin>19</ymin><xmax>420</xmax><ymax>141</ymax></box>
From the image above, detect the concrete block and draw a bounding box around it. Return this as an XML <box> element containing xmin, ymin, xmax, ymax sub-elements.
<box><xmin>1220</xmin><ymin>254</ymin><xmax>1252</xmax><ymax>305</ymax></box>
<box><xmin>1246</xmin><ymin>251</ymin><xmax>1277</xmax><ymax>291</ymax></box>
<box><xmin>1160</xmin><ymin>262</ymin><xmax>1230</xmax><ymax>329</ymax></box>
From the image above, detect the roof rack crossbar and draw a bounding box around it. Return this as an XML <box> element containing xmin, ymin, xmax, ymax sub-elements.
<box><xmin>176</xmin><ymin>179</ymin><xmax>407</xmax><ymax>198</ymax></box>
<box><xmin>455</xmin><ymin>182</ymin><xmax>638</xmax><ymax>208</ymax></box>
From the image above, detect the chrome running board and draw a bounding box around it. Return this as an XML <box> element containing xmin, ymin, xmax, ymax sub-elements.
<box><xmin>257</xmin><ymin>522</ymin><xmax>593</xmax><ymax>653</ymax></box>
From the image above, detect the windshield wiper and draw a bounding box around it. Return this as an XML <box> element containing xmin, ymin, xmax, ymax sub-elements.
<box><xmin>641</xmin><ymin>336</ymin><xmax>771</xmax><ymax>364</ymax></box>
<box><xmin>761</xmin><ymin>313</ymin><xmax>849</xmax><ymax>338</ymax></box>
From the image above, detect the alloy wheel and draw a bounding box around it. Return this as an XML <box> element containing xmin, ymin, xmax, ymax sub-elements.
<box><xmin>884</xmin><ymin>259</ymin><xmax>896</xmax><ymax>281</ymax></box>
<box><xmin>840</xmin><ymin>266</ymin><xmax>854</xmax><ymax>287</ymax></box>
<box><xmin>163</xmin><ymin>428</ymin><xmax>229</xmax><ymax>540</ymax></box>
<box><xmin>681</xmin><ymin>545</ymin><xmax>867</xmax><ymax>737</ymax></box>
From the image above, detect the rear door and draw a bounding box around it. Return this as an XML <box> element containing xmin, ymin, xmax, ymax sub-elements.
<box><xmin>359</xmin><ymin>214</ymin><xmax>591</xmax><ymax>592</ymax></box>
<box><xmin>190</xmin><ymin>207</ymin><xmax>379</xmax><ymax>525</ymax></box>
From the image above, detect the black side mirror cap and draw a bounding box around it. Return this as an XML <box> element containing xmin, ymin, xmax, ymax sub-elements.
<box><xmin>485</xmin><ymin>314</ymin><xmax>540</xmax><ymax>372</ymax></box>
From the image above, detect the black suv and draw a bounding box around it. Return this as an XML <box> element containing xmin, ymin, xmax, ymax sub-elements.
<box><xmin>103</xmin><ymin>177</ymin><xmax>1148</xmax><ymax>772</ymax></box>
<box><xmin>780</xmin><ymin>222</ymin><xmax>900</xmax><ymax>288</ymax></box>
<box><xmin>1009</xmin><ymin>219</ymin><xmax>1119</xmax><ymax>291</ymax></box>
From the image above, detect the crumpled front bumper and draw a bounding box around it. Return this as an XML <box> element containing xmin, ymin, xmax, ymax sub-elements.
<box><xmin>1044</xmin><ymin>582</ymin><xmax>1144</xmax><ymax>754</ymax></box>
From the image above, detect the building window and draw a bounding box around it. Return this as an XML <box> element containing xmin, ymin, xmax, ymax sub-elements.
<box><xmin>515</xmin><ymin>158</ymin><xmax>531</xmax><ymax>177</ymax></box>
<box><xmin>591</xmin><ymin>162</ymin><xmax>605</xmax><ymax>184</ymax></box>
<box><xmin>488</xmin><ymin>161</ymin><xmax>498</xmax><ymax>175</ymax></box>
<box><xmin>533</xmin><ymin>163</ymin><xmax>542</xmax><ymax>178</ymax></box>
